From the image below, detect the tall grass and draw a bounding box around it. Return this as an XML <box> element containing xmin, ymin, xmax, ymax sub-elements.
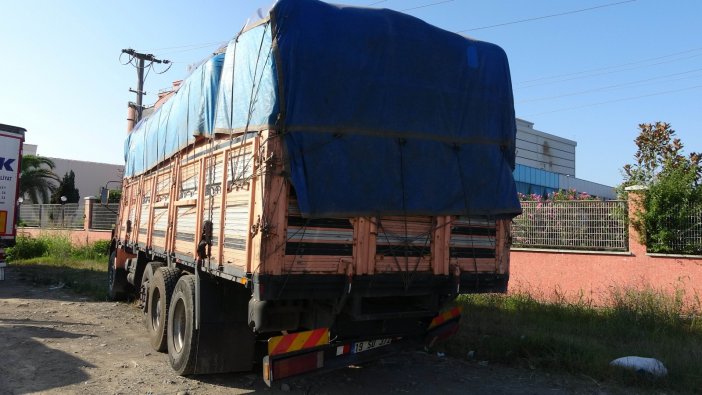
<box><xmin>6</xmin><ymin>233</ymin><xmax>110</xmax><ymax>300</ymax></box>
<box><xmin>442</xmin><ymin>289</ymin><xmax>702</xmax><ymax>393</ymax></box>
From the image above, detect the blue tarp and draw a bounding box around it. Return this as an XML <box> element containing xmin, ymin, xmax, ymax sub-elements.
<box><xmin>124</xmin><ymin>0</ymin><xmax>520</xmax><ymax>218</ymax></box>
<box><xmin>124</xmin><ymin>54</ymin><xmax>225</xmax><ymax>177</ymax></box>
<box><xmin>272</xmin><ymin>0</ymin><xmax>519</xmax><ymax>218</ymax></box>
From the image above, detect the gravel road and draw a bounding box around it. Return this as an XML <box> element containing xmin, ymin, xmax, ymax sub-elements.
<box><xmin>0</xmin><ymin>267</ymin><xmax>628</xmax><ymax>395</ymax></box>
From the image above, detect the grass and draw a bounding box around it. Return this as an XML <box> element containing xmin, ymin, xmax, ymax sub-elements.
<box><xmin>7</xmin><ymin>233</ymin><xmax>109</xmax><ymax>300</ymax></box>
<box><xmin>440</xmin><ymin>290</ymin><xmax>702</xmax><ymax>393</ymax></box>
<box><xmin>11</xmin><ymin>257</ymin><xmax>108</xmax><ymax>300</ymax></box>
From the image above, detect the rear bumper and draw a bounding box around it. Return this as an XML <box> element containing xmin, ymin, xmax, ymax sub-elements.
<box><xmin>253</xmin><ymin>272</ymin><xmax>508</xmax><ymax>301</ymax></box>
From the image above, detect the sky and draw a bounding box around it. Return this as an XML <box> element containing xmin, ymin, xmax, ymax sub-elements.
<box><xmin>1</xmin><ymin>0</ymin><xmax>700</xmax><ymax>188</ymax></box>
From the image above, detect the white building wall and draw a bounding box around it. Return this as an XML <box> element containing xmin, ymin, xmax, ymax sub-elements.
<box><xmin>516</xmin><ymin>118</ymin><xmax>576</xmax><ymax>176</ymax></box>
<box><xmin>49</xmin><ymin>158</ymin><xmax>124</xmax><ymax>201</ymax></box>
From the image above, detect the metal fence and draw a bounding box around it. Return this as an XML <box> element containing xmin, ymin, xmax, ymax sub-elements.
<box><xmin>648</xmin><ymin>206</ymin><xmax>702</xmax><ymax>255</ymax></box>
<box><xmin>512</xmin><ymin>200</ymin><xmax>628</xmax><ymax>252</ymax></box>
<box><xmin>91</xmin><ymin>203</ymin><xmax>119</xmax><ymax>230</ymax></box>
<box><xmin>19</xmin><ymin>203</ymin><xmax>84</xmax><ymax>229</ymax></box>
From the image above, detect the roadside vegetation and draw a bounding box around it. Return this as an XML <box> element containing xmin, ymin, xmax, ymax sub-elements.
<box><xmin>6</xmin><ymin>234</ymin><xmax>109</xmax><ymax>299</ymax></box>
<box><xmin>443</xmin><ymin>290</ymin><xmax>702</xmax><ymax>393</ymax></box>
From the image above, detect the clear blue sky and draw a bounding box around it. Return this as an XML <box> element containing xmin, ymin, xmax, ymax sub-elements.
<box><xmin>1</xmin><ymin>0</ymin><xmax>700</xmax><ymax>187</ymax></box>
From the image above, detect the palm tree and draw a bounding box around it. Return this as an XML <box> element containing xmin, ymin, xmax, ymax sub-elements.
<box><xmin>20</xmin><ymin>155</ymin><xmax>60</xmax><ymax>203</ymax></box>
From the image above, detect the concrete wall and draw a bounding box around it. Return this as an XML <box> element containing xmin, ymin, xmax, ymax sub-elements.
<box><xmin>509</xmin><ymin>190</ymin><xmax>702</xmax><ymax>308</ymax></box>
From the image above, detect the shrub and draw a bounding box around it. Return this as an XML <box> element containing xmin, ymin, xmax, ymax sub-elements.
<box><xmin>41</xmin><ymin>233</ymin><xmax>74</xmax><ymax>260</ymax></box>
<box><xmin>5</xmin><ymin>236</ymin><xmax>48</xmax><ymax>261</ymax></box>
<box><xmin>72</xmin><ymin>239</ymin><xmax>111</xmax><ymax>260</ymax></box>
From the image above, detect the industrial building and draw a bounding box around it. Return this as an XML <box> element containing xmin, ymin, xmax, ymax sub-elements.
<box><xmin>514</xmin><ymin>118</ymin><xmax>615</xmax><ymax>199</ymax></box>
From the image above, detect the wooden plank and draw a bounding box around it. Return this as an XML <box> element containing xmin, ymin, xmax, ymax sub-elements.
<box><xmin>259</xmin><ymin>131</ymin><xmax>289</xmax><ymax>275</ymax></box>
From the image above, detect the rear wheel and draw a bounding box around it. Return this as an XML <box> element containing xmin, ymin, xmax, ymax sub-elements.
<box><xmin>168</xmin><ymin>275</ymin><xmax>198</xmax><ymax>375</ymax></box>
<box><xmin>107</xmin><ymin>251</ymin><xmax>129</xmax><ymax>301</ymax></box>
<box><xmin>147</xmin><ymin>267</ymin><xmax>179</xmax><ymax>352</ymax></box>
<box><xmin>140</xmin><ymin>262</ymin><xmax>162</xmax><ymax>330</ymax></box>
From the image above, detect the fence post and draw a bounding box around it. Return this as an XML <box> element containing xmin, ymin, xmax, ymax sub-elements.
<box><xmin>625</xmin><ymin>185</ymin><xmax>648</xmax><ymax>256</ymax></box>
<box><xmin>84</xmin><ymin>197</ymin><xmax>98</xmax><ymax>231</ymax></box>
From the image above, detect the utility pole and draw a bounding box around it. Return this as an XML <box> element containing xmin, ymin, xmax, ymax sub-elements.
<box><xmin>121</xmin><ymin>49</ymin><xmax>171</xmax><ymax>124</ymax></box>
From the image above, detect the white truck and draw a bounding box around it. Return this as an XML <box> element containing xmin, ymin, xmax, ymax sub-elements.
<box><xmin>0</xmin><ymin>123</ymin><xmax>25</xmax><ymax>280</ymax></box>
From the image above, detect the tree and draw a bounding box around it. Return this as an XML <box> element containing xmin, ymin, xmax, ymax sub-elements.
<box><xmin>620</xmin><ymin>122</ymin><xmax>701</xmax><ymax>188</ymax></box>
<box><xmin>51</xmin><ymin>170</ymin><xmax>80</xmax><ymax>204</ymax></box>
<box><xmin>19</xmin><ymin>155</ymin><xmax>60</xmax><ymax>203</ymax></box>
<box><xmin>620</xmin><ymin>122</ymin><xmax>702</xmax><ymax>253</ymax></box>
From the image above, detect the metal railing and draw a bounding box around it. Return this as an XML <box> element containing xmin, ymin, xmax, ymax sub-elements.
<box><xmin>512</xmin><ymin>200</ymin><xmax>628</xmax><ymax>252</ymax></box>
<box><xmin>91</xmin><ymin>203</ymin><xmax>119</xmax><ymax>230</ymax></box>
<box><xmin>648</xmin><ymin>207</ymin><xmax>702</xmax><ymax>255</ymax></box>
<box><xmin>19</xmin><ymin>203</ymin><xmax>84</xmax><ymax>229</ymax></box>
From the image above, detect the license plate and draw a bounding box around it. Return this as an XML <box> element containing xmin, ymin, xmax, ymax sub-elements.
<box><xmin>352</xmin><ymin>338</ymin><xmax>392</xmax><ymax>353</ymax></box>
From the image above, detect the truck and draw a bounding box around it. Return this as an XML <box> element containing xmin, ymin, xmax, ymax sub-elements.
<box><xmin>0</xmin><ymin>123</ymin><xmax>25</xmax><ymax>281</ymax></box>
<box><xmin>109</xmin><ymin>0</ymin><xmax>521</xmax><ymax>385</ymax></box>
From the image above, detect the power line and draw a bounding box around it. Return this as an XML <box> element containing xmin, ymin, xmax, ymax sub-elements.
<box><xmin>523</xmin><ymin>84</ymin><xmax>702</xmax><ymax>117</ymax></box>
<box><xmin>517</xmin><ymin>46</ymin><xmax>702</xmax><ymax>85</ymax></box>
<box><xmin>367</xmin><ymin>0</ymin><xmax>388</xmax><ymax>5</ymax></box>
<box><xmin>142</xmin><ymin>41</ymin><xmax>226</xmax><ymax>52</ymax></box>
<box><xmin>401</xmin><ymin>0</ymin><xmax>454</xmax><ymax>12</ymax></box>
<box><xmin>158</xmin><ymin>41</ymin><xmax>229</xmax><ymax>55</ymax></box>
<box><xmin>457</xmin><ymin>0</ymin><xmax>636</xmax><ymax>33</ymax></box>
<box><xmin>517</xmin><ymin>67</ymin><xmax>702</xmax><ymax>103</ymax></box>
<box><xmin>517</xmin><ymin>52</ymin><xmax>702</xmax><ymax>88</ymax></box>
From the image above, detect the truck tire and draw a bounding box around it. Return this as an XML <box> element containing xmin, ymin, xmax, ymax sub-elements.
<box><xmin>147</xmin><ymin>267</ymin><xmax>180</xmax><ymax>352</ymax></box>
<box><xmin>167</xmin><ymin>275</ymin><xmax>198</xmax><ymax>375</ymax></box>
<box><xmin>140</xmin><ymin>262</ymin><xmax>162</xmax><ymax>330</ymax></box>
<box><xmin>107</xmin><ymin>251</ymin><xmax>129</xmax><ymax>301</ymax></box>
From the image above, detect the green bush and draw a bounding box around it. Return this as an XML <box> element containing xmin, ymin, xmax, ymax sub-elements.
<box><xmin>7</xmin><ymin>235</ymin><xmax>111</xmax><ymax>262</ymax></box>
<box><xmin>637</xmin><ymin>166</ymin><xmax>702</xmax><ymax>254</ymax></box>
<box><xmin>41</xmin><ymin>234</ymin><xmax>74</xmax><ymax>260</ymax></box>
<box><xmin>72</xmin><ymin>239</ymin><xmax>111</xmax><ymax>260</ymax></box>
<box><xmin>5</xmin><ymin>236</ymin><xmax>48</xmax><ymax>261</ymax></box>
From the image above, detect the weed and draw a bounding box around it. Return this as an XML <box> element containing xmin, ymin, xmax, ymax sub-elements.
<box><xmin>441</xmin><ymin>289</ymin><xmax>702</xmax><ymax>393</ymax></box>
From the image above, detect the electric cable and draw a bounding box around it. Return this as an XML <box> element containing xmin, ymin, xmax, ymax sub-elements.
<box><xmin>523</xmin><ymin>84</ymin><xmax>702</xmax><ymax>116</ymax></box>
<box><xmin>457</xmin><ymin>0</ymin><xmax>636</xmax><ymax>32</ymax></box>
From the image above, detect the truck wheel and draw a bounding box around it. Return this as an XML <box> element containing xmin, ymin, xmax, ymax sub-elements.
<box><xmin>140</xmin><ymin>262</ymin><xmax>162</xmax><ymax>330</ymax></box>
<box><xmin>168</xmin><ymin>275</ymin><xmax>198</xmax><ymax>375</ymax></box>
<box><xmin>147</xmin><ymin>267</ymin><xmax>180</xmax><ymax>352</ymax></box>
<box><xmin>107</xmin><ymin>251</ymin><xmax>128</xmax><ymax>301</ymax></box>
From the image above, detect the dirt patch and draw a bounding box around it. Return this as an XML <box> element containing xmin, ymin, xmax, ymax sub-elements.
<box><xmin>0</xmin><ymin>267</ymin><xmax>629</xmax><ymax>394</ymax></box>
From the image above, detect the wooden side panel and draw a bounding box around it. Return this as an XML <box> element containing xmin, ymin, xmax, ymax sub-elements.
<box><xmin>174</xmin><ymin>205</ymin><xmax>197</xmax><ymax>258</ymax></box>
<box><xmin>151</xmin><ymin>207</ymin><xmax>169</xmax><ymax>251</ymax></box>
<box><xmin>258</xmin><ymin>131</ymin><xmax>288</xmax><ymax>275</ymax></box>
<box><xmin>282</xmin><ymin>197</ymin><xmax>354</xmax><ymax>275</ymax></box>
<box><xmin>449</xmin><ymin>216</ymin><xmax>499</xmax><ymax>273</ymax></box>
<box><xmin>222</xmin><ymin>196</ymin><xmax>250</xmax><ymax>271</ymax></box>
<box><xmin>495</xmin><ymin>218</ymin><xmax>510</xmax><ymax>275</ymax></box>
<box><xmin>352</xmin><ymin>217</ymin><xmax>375</xmax><ymax>275</ymax></box>
<box><xmin>136</xmin><ymin>177</ymin><xmax>153</xmax><ymax>245</ymax></box>
<box><xmin>221</xmin><ymin>140</ymin><xmax>255</xmax><ymax>272</ymax></box>
<box><xmin>431</xmin><ymin>216</ymin><xmax>451</xmax><ymax>275</ymax></box>
<box><xmin>374</xmin><ymin>216</ymin><xmax>433</xmax><ymax>273</ymax></box>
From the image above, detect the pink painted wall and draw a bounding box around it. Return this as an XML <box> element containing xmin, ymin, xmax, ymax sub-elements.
<box><xmin>18</xmin><ymin>228</ymin><xmax>112</xmax><ymax>246</ymax></box>
<box><xmin>509</xmin><ymin>190</ymin><xmax>702</xmax><ymax>308</ymax></box>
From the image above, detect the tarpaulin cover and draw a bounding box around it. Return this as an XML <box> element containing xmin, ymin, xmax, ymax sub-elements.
<box><xmin>123</xmin><ymin>0</ymin><xmax>520</xmax><ymax>218</ymax></box>
<box><xmin>272</xmin><ymin>0</ymin><xmax>520</xmax><ymax>218</ymax></box>
<box><xmin>124</xmin><ymin>54</ymin><xmax>225</xmax><ymax>177</ymax></box>
<box><xmin>214</xmin><ymin>23</ymin><xmax>278</xmax><ymax>134</ymax></box>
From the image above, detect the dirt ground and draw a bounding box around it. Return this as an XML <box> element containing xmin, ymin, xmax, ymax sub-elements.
<box><xmin>0</xmin><ymin>267</ymin><xmax>633</xmax><ymax>395</ymax></box>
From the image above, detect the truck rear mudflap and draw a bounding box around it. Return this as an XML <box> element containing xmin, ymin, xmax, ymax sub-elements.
<box><xmin>262</xmin><ymin>307</ymin><xmax>463</xmax><ymax>386</ymax></box>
